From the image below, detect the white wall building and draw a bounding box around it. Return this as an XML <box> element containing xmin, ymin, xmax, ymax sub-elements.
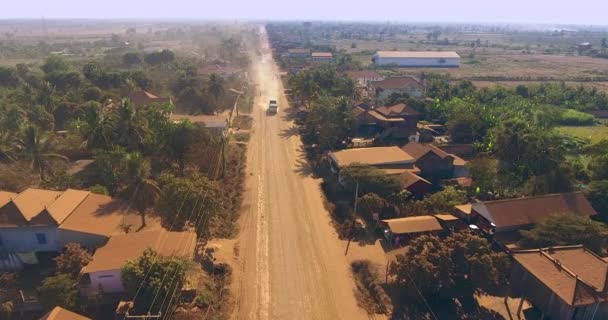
<box><xmin>372</xmin><ymin>51</ymin><xmax>460</xmax><ymax>68</ymax></box>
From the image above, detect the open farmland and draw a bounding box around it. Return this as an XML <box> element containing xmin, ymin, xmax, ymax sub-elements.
<box><xmin>556</xmin><ymin>125</ymin><xmax>608</xmax><ymax>144</ymax></box>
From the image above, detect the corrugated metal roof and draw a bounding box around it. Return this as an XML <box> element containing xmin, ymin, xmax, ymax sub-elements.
<box><xmin>375</xmin><ymin>51</ymin><xmax>460</xmax><ymax>59</ymax></box>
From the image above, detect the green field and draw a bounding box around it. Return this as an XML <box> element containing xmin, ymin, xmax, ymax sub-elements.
<box><xmin>557</xmin><ymin>125</ymin><xmax>608</xmax><ymax>144</ymax></box>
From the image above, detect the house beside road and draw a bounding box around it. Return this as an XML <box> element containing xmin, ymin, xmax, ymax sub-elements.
<box><xmin>372</xmin><ymin>51</ymin><xmax>460</xmax><ymax>68</ymax></box>
<box><xmin>345</xmin><ymin>70</ymin><xmax>385</xmax><ymax>86</ymax></box>
<box><xmin>79</xmin><ymin>228</ymin><xmax>196</xmax><ymax>295</ymax></box>
<box><xmin>510</xmin><ymin>245</ymin><xmax>608</xmax><ymax>320</ymax></box>
<box><xmin>128</xmin><ymin>90</ymin><xmax>171</xmax><ymax>107</ymax></box>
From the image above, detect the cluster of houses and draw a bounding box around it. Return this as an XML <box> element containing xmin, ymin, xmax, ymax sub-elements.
<box><xmin>326</xmin><ymin>95</ymin><xmax>606</xmax><ymax>319</ymax></box>
<box><xmin>328</xmin><ymin>144</ymin><xmax>606</xmax><ymax>320</ymax></box>
<box><xmin>0</xmin><ymin>188</ymin><xmax>197</xmax><ymax>316</ymax></box>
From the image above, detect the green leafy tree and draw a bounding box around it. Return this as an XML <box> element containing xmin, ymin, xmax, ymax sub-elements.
<box><xmin>587</xmin><ymin>180</ymin><xmax>608</xmax><ymax>221</ymax></box>
<box><xmin>390</xmin><ymin>231</ymin><xmax>510</xmax><ymax>300</ymax></box>
<box><xmin>41</xmin><ymin>55</ymin><xmax>70</xmax><ymax>74</ymax></box>
<box><xmin>37</xmin><ymin>274</ymin><xmax>78</xmax><ymax>310</ymax></box>
<box><xmin>206</xmin><ymin>73</ymin><xmax>225</xmax><ymax>102</ymax></box>
<box><xmin>112</xmin><ymin>99</ymin><xmax>149</xmax><ymax>151</ymax></box>
<box><xmin>124</xmin><ymin>154</ymin><xmax>160</xmax><ymax>228</ymax></box>
<box><xmin>519</xmin><ymin>215</ymin><xmax>608</xmax><ymax>255</ymax></box>
<box><xmin>0</xmin><ymin>66</ymin><xmax>19</xmax><ymax>87</ymax></box>
<box><xmin>54</xmin><ymin>243</ymin><xmax>92</xmax><ymax>277</ymax></box>
<box><xmin>122</xmin><ymin>249</ymin><xmax>188</xmax><ymax>314</ymax></box>
<box><xmin>20</xmin><ymin>125</ymin><xmax>68</xmax><ymax>181</ymax></box>
<box><xmin>88</xmin><ymin>184</ymin><xmax>109</xmax><ymax>195</ymax></box>
<box><xmin>165</xmin><ymin>120</ymin><xmax>195</xmax><ymax>174</ymax></box>
<box><xmin>357</xmin><ymin>193</ymin><xmax>385</xmax><ymax>221</ymax></box>
<box><xmin>303</xmin><ymin>95</ymin><xmax>355</xmax><ymax>151</ymax></box>
<box><xmin>157</xmin><ymin>173</ymin><xmax>223</xmax><ymax>232</ymax></box>
<box><xmin>340</xmin><ymin>164</ymin><xmax>401</xmax><ymax>198</ymax></box>
<box><xmin>0</xmin><ymin>131</ymin><xmax>20</xmax><ymax>163</ymax></box>
<box><xmin>123</xmin><ymin>52</ymin><xmax>142</xmax><ymax>66</ymax></box>
<box><xmin>0</xmin><ymin>273</ymin><xmax>19</xmax><ymax>319</ymax></box>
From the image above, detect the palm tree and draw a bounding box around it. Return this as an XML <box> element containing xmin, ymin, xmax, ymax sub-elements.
<box><xmin>113</xmin><ymin>99</ymin><xmax>148</xmax><ymax>151</ymax></box>
<box><xmin>0</xmin><ymin>131</ymin><xmax>19</xmax><ymax>163</ymax></box>
<box><xmin>125</xmin><ymin>154</ymin><xmax>160</xmax><ymax>229</ymax></box>
<box><xmin>289</xmin><ymin>72</ymin><xmax>319</xmax><ymax>108</ymax></box>
<box><xmin>206</xmin><ymin>73</ymin><xmax>225</xmax><ymax>102</ymax></box>
<box><xmin>20</xmin><ymin>125</ymin><xmax>68</xmax><ymax>181</ymax></box>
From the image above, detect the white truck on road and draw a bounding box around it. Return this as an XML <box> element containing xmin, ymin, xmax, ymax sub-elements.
<box><xmin>267</xmin><ymin>99</ymin><xmax>278</xmax><ymax>114</ymax></box>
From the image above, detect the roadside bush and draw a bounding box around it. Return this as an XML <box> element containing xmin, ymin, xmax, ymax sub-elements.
<box><xmin>351</xmin><ymin>260</ymin><xmax>393</xmax><ymax>315</ymax></box>
<box><xmin>558</xmin><ymin>109</ymin><xmax>594</xmax><ymax>126</ymax></box>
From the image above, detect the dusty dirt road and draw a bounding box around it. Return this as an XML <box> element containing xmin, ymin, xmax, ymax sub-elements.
<box><xmin>231</xmin><ymin>28</ymin><xmax>367</xmax><ymax>320</ymax></box>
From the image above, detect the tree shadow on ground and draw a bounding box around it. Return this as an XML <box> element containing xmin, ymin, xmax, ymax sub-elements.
<box><xmin>279</xmin><ymin>125</ymin><xmax>299</xmax><ymax>139</ymax></box>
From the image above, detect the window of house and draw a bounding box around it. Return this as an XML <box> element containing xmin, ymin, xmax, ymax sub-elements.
<box><xmin>35</xmin><ymin>233</ymin><xmax>47</xmax><ymax>245</ymax></box>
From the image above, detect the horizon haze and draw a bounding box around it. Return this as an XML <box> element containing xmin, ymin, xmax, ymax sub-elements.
<box><xmin>2</xmin><ymin>0</ymin><xmax>608</xmax><ymax>26</ymax></box>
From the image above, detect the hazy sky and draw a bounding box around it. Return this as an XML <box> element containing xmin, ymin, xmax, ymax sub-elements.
<box><xmin>2</xmin><ymin>0</ymin><xmax>608</xmax><ymax>25</ymax></box>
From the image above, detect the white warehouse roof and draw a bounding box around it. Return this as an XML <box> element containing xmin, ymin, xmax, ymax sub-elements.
<box><xmin>374</xmin><ymin>51</ymin><xmax>460</xmax><ymax>59</ymax></box>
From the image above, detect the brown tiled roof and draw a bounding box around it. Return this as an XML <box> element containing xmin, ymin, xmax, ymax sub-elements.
<box><xmin>375</xmin><ymin>51</ymin><xmax>460</xmax><ymax>59</ymax></box>
<box><xmin>40</xmin><ymin>306</ymin><xmax>91</xmax><ymax>320</ymax></box>
<box><xmin>11</xmin><ymin>188</ymin><xmax>62</xmax><ymax>222</ymax></box>
<box><xmin>381</xmin><ymin>216</ymin><xmax>442</xmax><ymax>234</ymax></box>
<box><xmin>454</xmin><ymin>204</ymin><xmax>473</xmax><ymax>216</ymax></box>
<box><xmin>375</xmin><ymin>103</ymin><xmax>421</xmax><ymax>117</ymax></box>
<box><xmin>434</xmin><ymin>214</ymin><xmax>460</xmax><ymax>221</ymax></box>
<box><xmin>399</xmin><ymin>171</ymin><xmax>431</xmax><ymax>189</ymax></box>
<box><xmin>58</xmin><ymin>193</ymin><xmax>128</xmax><ymax>237</ymax></box>
<box><xmin>82</xmin><ymin>229</ymin><xmax>197</xmax><ymax>273</ymax></box>
<box><xmin>345</xmin><ymin>70</ymin><xmax>382</xmax><ymax>79</ymax></box>
<box><xmin>46</xmin><ymin>189</ymin><xmax>90</xmax><ymax>225</ymax></box>
<box><xmin>368</xmin><ymin>110</ymin><xmax>405</xmax><ymax>122</ymax></box>
<box><xmin>512</xmin><ymin>246</ymin><xmax>608</xmax><ymax>306</ymax></box>
<box><xmin>472</xmin><ymin>192</ymin><xmax>597</xmax><ymax>229</ymax></box>
<box><xmin>129</xmin><ymin>90</ymin><xmax>170</xmax><ymax>107</ymax></box>
<box><xmin>401</xmin><ymin>142</ymin><xmax>451</xmax><ymax>161</ymax></box>
<box><xmin>0</xmin><ymin>191</ymin><xmax>17</xmax><ymax>208</ymax></box>
<box><xmin>329</xmin><ymin>146</ymin><xmax>414</xmax><ymax>168</ymax></box>
<box><xmin>370</xmin><ymin>77</ymin><xmax>423</xmax><ymax>90</ymax></box>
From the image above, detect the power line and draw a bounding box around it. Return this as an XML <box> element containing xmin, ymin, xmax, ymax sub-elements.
<box><xmin>146</xmin><ymin>194</ymin><xmax>205</xmax><ymax>314</ymax></box>
<box><xmin>123</xmin><ymin>189</ymin><xmax>193</xmax><ymax>320</ymax></box>
<box><xmin>161</xmin><ymin>190</ymin><xmax>214</xmax><ymax>319</ymax></box>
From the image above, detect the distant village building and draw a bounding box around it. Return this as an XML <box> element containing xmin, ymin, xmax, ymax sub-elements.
<box><xmin>369</xmin><ymin>76</ymin><xmax>424</xmax><ymax>100</ymax></box>
<box><xmin>128</xmin><ymin>90</ymin><xmax>171</xmax><ymax>107</ymax></box>
<box><xmin>345</xmin><ymin>70</ymin><xmax>385</xmax><ymax>86</ymax></box>
<box><xmin>578</xmin><ymin>42</ymin><xmax>592</xmax><ymax>53</ymax></box>
<box><xmin>372</xmin><ymin>51</ymin><xmax>460</xmax><ymax>68</ymax></box>
<box><xmin>311</xmin><ymin>52</ymin><xmax>333</xmax><ymax>63</ymax></box>
<box><xmin>353</xmin><ymin>103</ymin><xmax>421</xmax><ymax>140</ymax></box>
<box><xmin>287</xmin><ymin>48</ymin><xmax>311</xmax><ymax>58</ymax></box>
<box><xmin>401</xmin><ymin>142</ymin><xmax>468</xmax><ymax>180</ymax></box>
<box><xmin>197</xmin><ymin>64</ymin><xmax>243</xmax><ymax>78</ymax></box>
<box><xmin>510</xmin><ymin>245</ymin><xmax>608</xmax><ymax>320</ymax></box>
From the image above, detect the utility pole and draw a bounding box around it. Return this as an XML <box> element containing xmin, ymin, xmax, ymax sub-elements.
<box><xmin>345</xmin><ymin>181</ymin><xmax>358</xmax><ymax>255</ymax></box>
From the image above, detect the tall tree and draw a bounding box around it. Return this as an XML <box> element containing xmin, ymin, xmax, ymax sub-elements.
<box><xmin>20</xmin><ymin>125</ymin><xmax>68</xmax><ymax>181</ymax></box>
<box><xmin>112</xmin><ymin>99</ymin><xmax>149</xmax><ymax>151</ymax></box>
<box><xmin>37</xmin><ymin>274</ymin><xmax>78</xmax><ymax>311</ymax></box>
<box><xmin>124</xmin><ymin>153</ymin><xmax>160</xmax><ymax>228</ymax></box>
<box><xmin>519</xmin><ymin>215</ymin><xmax>608</xmax><ymax>255</ymax></box>
<box><xmin>206</xmin><ymin>73</ymin><xmax>225</xmax><ymax>103</ymax></box>
<box><xmin>0</xmin><ymin>131</ymin><xmax>19</xmax><ymax>163</ymax></box>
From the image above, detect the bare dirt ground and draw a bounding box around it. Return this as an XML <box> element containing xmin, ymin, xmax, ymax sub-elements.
<box><xmin>229</xmin><ymin>27</ymin><xmax>368</xmax><ymax>320</ymax></box>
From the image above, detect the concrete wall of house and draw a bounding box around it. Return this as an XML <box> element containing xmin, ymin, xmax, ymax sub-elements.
<box><xmin>356</xmin><ymin>76</ymin><xmax>385</xmax><ymax>86</ymax></box>
<box><xmin>0</xmin><ymin>226</ymin><xmax>59</xmax><ymax>252</ymax></box>
<box><xmin>87</xmin><ymin>269</ymin><xmax>124</xmax><ymax>294</ymax></box>
<box><xmin>58</xmin><ymin>230</ymin><xmax>109</xmax><ymax>250</ymax></box>
<box><xmin>373</xmin><ymin>57</ymin><xmax>460</xmax><ymax>68</ymax></box>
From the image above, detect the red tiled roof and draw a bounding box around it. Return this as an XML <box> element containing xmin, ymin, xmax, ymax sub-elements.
<box><xmin>375</xmin><ymin>103</ymin><xmax>421</xmax><ymax>117</ymax></box>
<box><xmin>401</xmin><ymin>142</ymin><xmax>451</xmax><ymax>161</ymax></box>
<box><xmin>381</xmin><ymin>216</ymin><xmax>442</xmax><ymax>234</ymax></box>
<box><xmin>472</xmin><ymin>192</ymin><xmax>597</xmax><ymax>229</ymax></box>
<box><xmin>512</xmin><ymin>245</ymin><xmax>608</xmax><ymax>306</ymax></box>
